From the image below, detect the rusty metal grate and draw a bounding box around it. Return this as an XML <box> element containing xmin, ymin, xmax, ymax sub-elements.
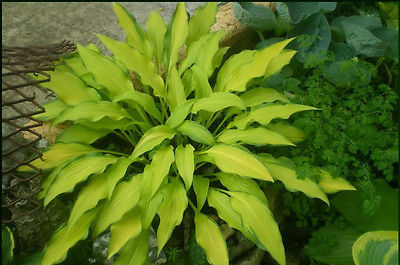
<box><xmin>2</xmin><ymin>40</ymin><xmax>75</xmax><ymax>248</ymax></box>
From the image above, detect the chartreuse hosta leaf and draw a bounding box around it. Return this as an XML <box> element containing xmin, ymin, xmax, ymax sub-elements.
<box><xmin>232</xmin><ymin>103</ymin><xmax>319</xmax><ymax>129</ymax></box>
<box><xmin>165</xmin><ymin>2</ymin><xmax>188</xmax><ymax>71</ymax></box>
<box><xmin>258</xmin><ymin>154</ymin><xmax>329</xmax><ymax>205</ymax></box>
<box><xmin>44</xmin><ymin>154</ymin><xmax>118</xmax><ymax>206</ymax></box>
<box><xmin>316</xmin><ymin>169</ymin><xmax>356</xmax><ymax>194</ymax></box>
<box><xmin>157</xmin><ymin>180</ymin><xmax>188</xmax><ymax>254</ymax></box>
<box><xmin>114</xmin><ymin>229</ymin><xmax>150</xmax><ymax>265</ymax></box>
<box><xmin>112</xmin><ymin>3</ymin><xmax>152</xmax><ymax>59</ymax></box>
<box><xmin>140</xmin><ymin>145</ymin><xmax>174</xmax><ymax>202</ymax></box>
<box><xmin>186</xmin><ymin>2</ymin><xmax>218</xmax><ymax>46</ymax></box>
<box><xmin>352</xmin><ymin>231</ymin><xmax>398</xmax><ymax>265</ymax></box>
<box><xmin>17</xmin><ymin>143</ymin><xmax>98</xmax><ymax>171</ymax></box>
<box><xmin>264</xmin><ymin>49</ymin><xmax>297</xmax><ymax>77</ymax></box>
<box><xmin>77</xmin><ymin>44</ymin><xmax>133</xmax><ymax>99</ymax></box>
<box><xmin>194</xmin><ymin>212</ymin><xmax>229</xmax><ymax>265</ymax></box>
<box><xmin>267</xmin><ymin>122</ymin><xmax>306</xmax><ymax>143</ymax></box>
<box><xmin>207</xmin><ymin>189</ymin><xmax>257</xmax><ymax>244</ymax></box>
<box><xmin>108</xmin><ymin>207</ymin><xmax>142</xmax><ymax>259</ymax></box>
<box><xmin>41</xmin><ymin>208</ymin><xmax>99</xmax><ymax>265</ymax></box>
<box><xmin>240</xmin><ymin>87</ymin><xmax>290</xmax><ymax>107</ymax></box>
<box><xmin>217</xmin><ymin>127</ymin><xmax>295</xmax><ymax>146</ymax></box>
<box><xmin>36</xmin><ymin>3</ymin><xmax>355</xmax><ymax>265</ymax></box>
<box><xmin>52</xmin><ymin>101</ymin><xmax>133</xmax><ymax>125</ymax></box>
<box><xmin>165</xmin><ymin>99</ymin><xmax>196</xmax><ymax>128</ymax></box>
<box><xmin>34</xmin><ymin>99</ymin><xmax>68</xmax><ymax>121</ymax></box>
<box><xmin>95</xmin><ymin>174</ymin><xmax>142</xmax><ymax>236</ymax></box>
<box><xmin>130</xmin><ymin>125</ymin><xmax>175</xmax><ymax>158</ymax></box>
<box><xmin>55</xmin><ymin>124</ymin><xmax>111</xmax><ymax>144</ymax></box>
<box><xmin>224</xmin><ymin>38</ymin><xmax>295</xmax><ymax>93</ymax></box>
<box><xmin>166</xmin><ymin>65</ymin><xmax>186</xmax><ymax>110</ymax></box>
<box><xmin>216</xmin><ymin>172</ymin><xmax>268</xmax><ymax>205</ymax></box>
<box><xmin>175</xmin><ymin>144</ymin><xmax>195</xmax><ymax>190</ymax></box>
<box><xmin>191</xmin><ymin>92</ymin><xmax>246</xmax><ymax>114</ymax></box>
<box><xmin>146</xmin><ymin>10</ymin><xmax>166</xmax><ymax>69</ymax></box>
<box><xmin>193</xmin><ymin>175</ymin><xmax>209</xmax><ymax>210</ymax></box>
<box><xmin>204</xmin><ymin>144</ymin><xmax>273</xmax><ymax>181</ymax></box>
<box><xmin>228</xmin><ymin>191</ymin><xmax>285</xmax><ymax>265</ymax></box>
<box><xmin>97</xmin><ymin>34</ymin><xmax>165</xmax><ymax>97</ymax></box>
<box><xmin>113</xmin><ymin>91</ymin><xmax>162</xmax><ymax>122</ymax></box>
<box><xmin>67</xmin><ymin>174</ymin><xmax>107</xmax><ymax>228</ymax></box>
<box><xmin>41</xmin><ymin>70</ymin><xmax>100</xmax><ymax>105</ymax></box>
<box><xmin>176</xmin><ymin>120</ymin><xmax>216</xmax><ymax>146</ymax></box>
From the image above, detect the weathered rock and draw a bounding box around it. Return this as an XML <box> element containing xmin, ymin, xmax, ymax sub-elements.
<box><xmin>229</xmin><ymin>231</ymin><xmax>255</xmax><ymax>261</ymax></box>
<box><xmin>221</xmin><ymin>223</ymin><xmax>235</xmax><ymax>239</ymax></box>
<box><xmin>233</xmin><ymin>247</ymin><xmax>265</xmax><ymax>265</ymax></box>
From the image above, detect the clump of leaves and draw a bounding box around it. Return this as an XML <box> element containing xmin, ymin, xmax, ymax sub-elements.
<box><xmin>20</xmin><ymin>2</ymin><xmax>355</xmax><ymax>265</ymax></box>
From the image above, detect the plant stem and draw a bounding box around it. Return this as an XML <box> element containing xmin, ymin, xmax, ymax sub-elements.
<box><xmin>99</xmin><ymin>149</ymin><xmax>129</xmax><ymax>157</ymax></box>
<box><xmin>121</xmin><ymin>130</ymin><xmax>136</xmax><ymax>146</ymax></box>
<box><xmin>188</xmin><ymin>198</ymin><xmax>197</xmax><ymax>211</ymax></box>
<box><xmin>256</xmin><ymin>29</ymin><xmax>265</xmax><ymax>42</ymax></box>
<box><xmin>213</xmin><ymin>115</ymin><xmax>229</xmax><ymax>135</ymax></box>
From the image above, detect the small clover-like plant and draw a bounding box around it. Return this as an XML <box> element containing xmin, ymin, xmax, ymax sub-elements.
<box><xmin>20</xmin><ymin>3</ymin><xmax>356</xmax><ymax>265</ymax></box>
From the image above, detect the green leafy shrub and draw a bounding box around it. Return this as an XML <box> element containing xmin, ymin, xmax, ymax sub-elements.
<box><xmin>20</xmin><ymin>2</ymin><xmax>356</xmax><ymax>265</ymax></box>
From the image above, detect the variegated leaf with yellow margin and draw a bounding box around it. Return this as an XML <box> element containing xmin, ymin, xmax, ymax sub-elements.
<box><xmin>108</xmin><ymin>207</ymin><xmax>142</xmax><ymax>259</ymax></box>
<box><xmin>194</xmin><ymin>212</ymin><xmax>229</xmax><ymax>265</ymax></box>
<box><xmin>97</xmin><ymin>34</ymin><xmax>165</xmax><ymax>97</ymax></box>
<box><xmin>352</xmin><ymin>231</ymin><xmax>398</xmax><ymax>265</ymax></box>
<box><xmin>44</xmin><ymin>154</ymin><xmax>117</xmax><ymax>206</ymax></box>
<box><xmin>130</xmin><ymin>125</ymin><xmax>175</xmax><ymax>159</ymax></box>
<box><xmin>228</xmin><ymin>191</ymin><xmax>285</xmax><ymax>265</ymax></box>
<box><xmin>40</xmin><ymin>208</ymin><xmax>99</xmax><ymax>265</ymax></box>
<box><xmin>217</xmin><ymin>127</ymin><xmax>295</xmax><ymax>146</ymax></box>
<box><xmin>258</xmin><ymin>154</ymin><xmax>329</xmax><ymax>205</ymax></box>
<box><xmin>77</xmin><ymin>44</ymin><xmax>133</xmax><ymax>99</ymax></box>
<box><xmin>156</xmin><ymin>180</ymin><xmax>188</xmax><ymax>254</ymax></box>
<box><xmin>175</xmin><ymin>144</ymin><xmax>195</xmax><ymax>190</ymax></box>
<box><xmin>94</xmin><ymin>174</ymin><xmax>142</xmax><ymax>236</ymax></box>
<box><xmin>204</xmin><ymin>144</ymin><xmax>273</xmax><ymax>181</ymax></box>
<box><xmin>140</xmin><ymin>145</ymin><xmax>174</xmax><ymax>202</ymax></box>
<box><xmin>317</xmin><ymin>169</ymin><xmax>356</xmax><ymax>194</ymax></box>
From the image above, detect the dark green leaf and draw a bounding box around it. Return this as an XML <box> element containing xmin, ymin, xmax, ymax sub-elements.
<box><xmin>233</xmin><ymin>2</ymin><xmax>278</xmax><ymax>32</ymax></box>
<box><xmin>288</xmin><ymin>12</ymin><xmax>331</xmax><ymax>63</ymax></box>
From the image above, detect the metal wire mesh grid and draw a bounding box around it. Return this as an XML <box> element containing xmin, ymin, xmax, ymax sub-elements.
<box><xmin>2</xmin><ymin>40</ymin><xmax>75</xmax><ymax>248</ymax></box>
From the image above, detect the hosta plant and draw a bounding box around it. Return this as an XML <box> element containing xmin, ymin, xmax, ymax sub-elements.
<box><xmin>21</xmin><ymin>2</ymin><xmax>356</xmax><ymax>265</ymax></box>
